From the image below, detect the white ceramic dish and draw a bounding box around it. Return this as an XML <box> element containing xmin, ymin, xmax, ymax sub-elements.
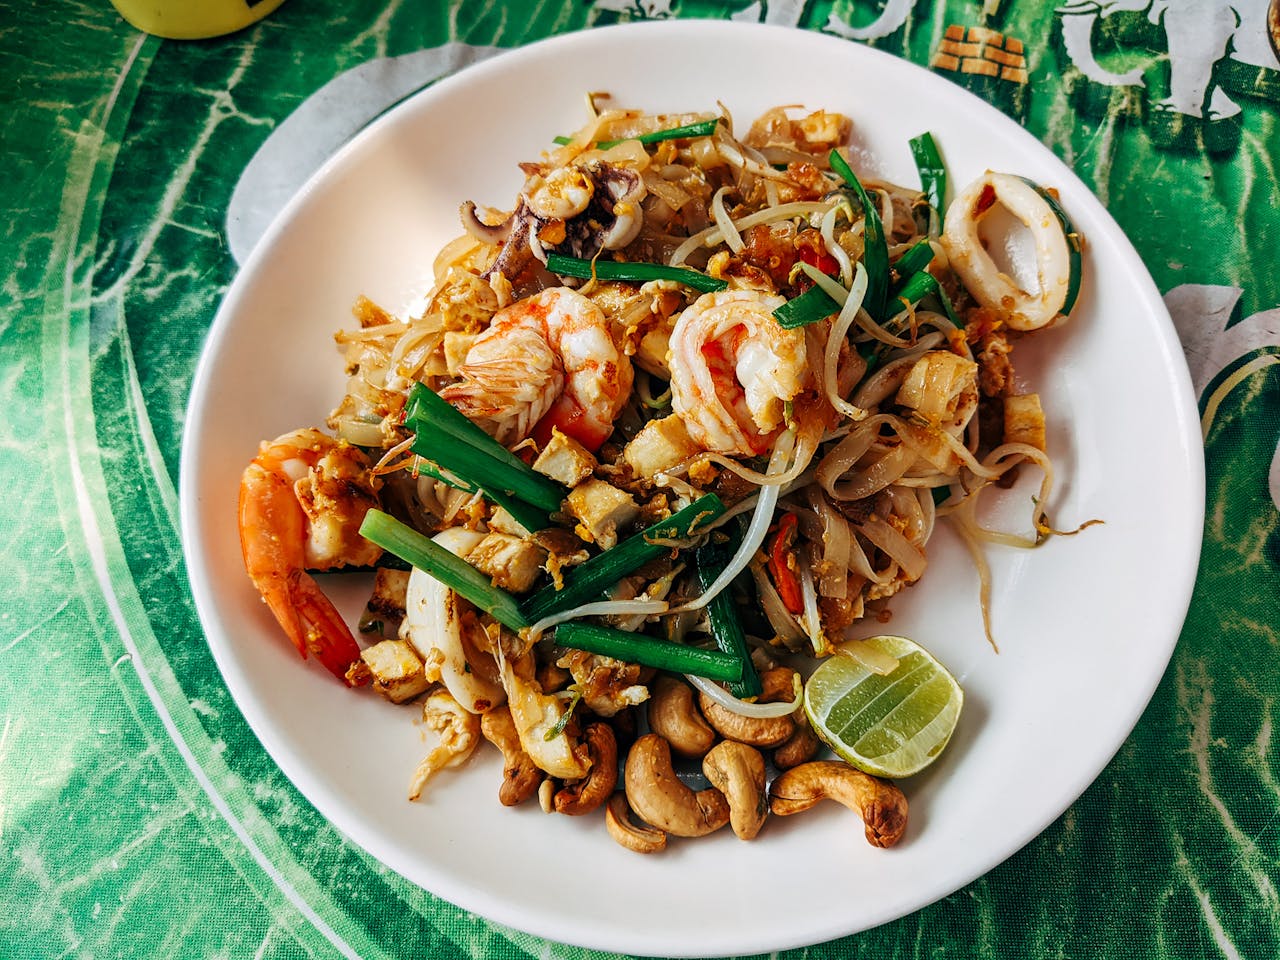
<box><xmin>181</xmin><ymin>21</ymin><xmax>1204</xmax><ymax>957</ymax></box>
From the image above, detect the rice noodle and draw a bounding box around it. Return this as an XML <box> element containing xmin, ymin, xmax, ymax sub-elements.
<box><xmin>806</xmin><ymin>488</ymin><xmax>853</xmax><ymax>598</ymax></box>
<box><xmin>312</xmin><ymin>100</ymin><xmax>1079</xmax><ymax>753</ymax></box>
<box><xmin>821</xmin><ymin>439</ymin><xmax>915</xmax><ymax>502</ymax></box>
<box><xmin>859</xmin><ymin>515</ymin><xmax>927</xmax><ymax>582</ymax></box>
<box><xmin>668</xmin><ymin>200</ymin><xmax>835</xmax><ymax>265</ymax></box>
<box><xmin>666</xmin><ymin>428</ymin><xmax>796</xmax><ymax>616</ymax></box>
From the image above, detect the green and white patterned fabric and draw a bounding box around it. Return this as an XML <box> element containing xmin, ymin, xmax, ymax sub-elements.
<box><xmin>4</xmin><ymin>0</ymin><xmax>1279</xmax><ymax>956</ymax></box>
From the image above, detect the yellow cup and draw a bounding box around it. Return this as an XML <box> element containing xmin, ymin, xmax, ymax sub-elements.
<box><xmin>109</xmin><ymin>0</ymin><xmax>289</xmax><ymax>39</ymax></box>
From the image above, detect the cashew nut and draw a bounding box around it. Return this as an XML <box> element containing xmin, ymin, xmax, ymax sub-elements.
<box><xmin>772</xmin><ymin>716</ymin><xmax>822</xmax><ymax>770</ymax></box>
<box><xmin>768</xmin><ymin>760</ymin><xmax>908</xmax><ymax>848</ymax></box>
<box><xmin>647</xmin><ymin>675</ymin><xmax>716</xmax><ymax>758</ymax></box>
<box><xmin>697</xmin><ymin>668</ymin><xmax>798</xmax><ymax>748</ymax></box>
<box><xmin>624</xmin><ymin>733</ymin><xmax>730</xmax><ymax>838</ymax></box>
<box><xmin>480</xmin><ymin>705</ymin><xmax>542</xmax><ymax>806</ymax></box>
<box><xmin>554</xmin><ymin>723</ymin><xmax>618</xmax><ymax>816</ymax></box>
<box><xmin>605</xmin><ymin>792</ymin><xmax>667</xmax><ymax>854</ymax></box>
<box><xmin>701</xmin><ymin>741</ymin><xmax>768</xmax><ymax>840</ymax></box>
<box><xmin>757</xmin><ymin>666</ymin><xmax>795</xmax><ymax>699</ymax></box>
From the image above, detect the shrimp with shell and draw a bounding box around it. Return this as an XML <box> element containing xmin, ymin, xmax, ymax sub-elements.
<box><xmin>668</xmin><ymin>288</ymin><xmax>813</xmax><ymax>457</ymax></box>
<box><xmin>439</xmin><ymin>286</ymin><xmax>634</xmax><ymax>452</ymax></box>
<box><xmin>238</xmin><ymin>428</ymin><xmax>382</xmax><ymax>683</ymax></box>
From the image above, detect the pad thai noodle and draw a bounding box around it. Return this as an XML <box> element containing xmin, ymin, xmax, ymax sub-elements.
<box><xmin>237</xmin><ymin>99</ymin><xmax>1083</xmax><ymax>850</ymax></box>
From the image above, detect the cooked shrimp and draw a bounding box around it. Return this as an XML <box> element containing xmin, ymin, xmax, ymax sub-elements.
<box><xmin>238</xmin><ymin>428</ymin><xmax>382</xmax><ymax>684</ymax></box>
<box><xmin>668</xmin><ymin>289</ymin><xmax>812</xmax><ymax>456</ymax></box>
<box><xmin>439</xmin><ymin>286</ymin><xmax>633</xmax><ymax>451</ymax></box>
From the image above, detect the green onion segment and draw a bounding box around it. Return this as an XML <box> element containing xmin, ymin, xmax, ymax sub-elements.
<box><xmin>546</xmin><ymin>253</ymin><xmax>727</xmax><ymax>293</ymax></box>
<box><xmin>888</xmin><ymin>239</ymin><xmax>935</xmax><ymax>299</ymax></box>
<box><xmin>829</xmin><ymin>149</ymin><xmax>889</xmax><ymax>321</ymax></box>
<box><xmin>773</xmin><ymin>284</ymin><xmax>839</xmax><ymax>329</ymax></box>
<box><xmin>696</xmin><ymin>539</ymin><xmax>763</xmax><ymax>698</ymax></box>
<box><xmin>553</xmin><ymin>117</ymin><xmax>720</xmax><ymax>150</ymax></box>
<box><xmin>359</xmin><ymin>509</ymin><xmax>529</xmax><ymax>631</ymax></box>
<box><xmin>554</xmin><ymin>622</ymin><xmax>744</xmax><ymax>683</ymax></box>
<box><xmin>909</xmin><ymin>132</ymin><xmax>947</xmax><ymax>233</ymax></box>
<box><xmin>405</xmin><ymin>383</ymin><xmax>566</xmax><ymax>529</ymax></box>
<box><xmin>522</xmin><ymin>494</ymin><xmax>726</xmax><ymax>623</ymax></box>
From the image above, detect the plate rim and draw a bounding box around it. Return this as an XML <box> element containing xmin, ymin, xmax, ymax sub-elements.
<box><xmin>180</xmin><ymin>19</ymin><xmax>1206</xmax><ymax>956</ymax></box>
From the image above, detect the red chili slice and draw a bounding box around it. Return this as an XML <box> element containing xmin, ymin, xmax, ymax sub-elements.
<box><xmin>767</xmin><ymin>512</ymin><xmax>804</xmax><ymax>615</ymax></box>
<box><xmin>798</xmin><ymin>244</ymin><xmax>841</xmax><ymax>277</ymax></box>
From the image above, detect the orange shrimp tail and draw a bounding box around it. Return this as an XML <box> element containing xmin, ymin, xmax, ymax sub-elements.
<box><xmin>239</xmin><ymin>459</ymin><xmax>364</xmax><ymax>686</ymax></box>
<box><xmin>284</xmin><ymin>569</ymin><xmax>365</xmax><ymax>685</ymax></box>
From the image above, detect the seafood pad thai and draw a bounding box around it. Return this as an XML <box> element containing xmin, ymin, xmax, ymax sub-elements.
<box><xmin>237</xmin><ymin>100</ymin><xmax>1082</xmax><ymax>851</ymax></box>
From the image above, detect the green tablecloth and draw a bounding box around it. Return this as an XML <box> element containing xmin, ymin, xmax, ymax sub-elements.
<box><xmin>5</xmin><ymin>0</ymin><xmax>1279</xmax><ymax>956</ymax></box>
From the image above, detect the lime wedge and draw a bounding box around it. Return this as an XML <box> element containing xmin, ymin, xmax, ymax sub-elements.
<box><xmin>804</xmin><ymin>635</ymin><xmax>964</xmax><ymax>779</ymax></box>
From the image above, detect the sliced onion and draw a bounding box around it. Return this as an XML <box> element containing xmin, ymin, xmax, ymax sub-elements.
<box><xmin>331</xmin><ymin>416</ymin><xmax>386</xmax><ymax>448</ymax></box>
<box><xmin>859</xmin><ymin>515</ymin><xmax>928</xmax><ymax>582</ymax></box>
<box><xmin>685</xmin><ymin>672</ymin><xmax>802</xmax><ymax>719</ymax></box>
<box><xmin>797</xmin><ymin>554</ymin><xmax>827</xmax><ymax>655</ymax></box>
<box><xmin>807</xmin><ymin>488</ymin><xmax>852</xmax><ymax>599</ymax></box>
<box><xmin>749</xmin><ymin>560</ymin><xmax>806</xmax><ymax>644</ymax></box>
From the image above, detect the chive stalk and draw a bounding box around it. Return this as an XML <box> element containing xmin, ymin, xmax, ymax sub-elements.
<box><xmin>888</xmin><ymin>239</ymin><xmax>935</xmax><ymax>299</ymax></box>
<box><xmin>546</xmin><ymin>253</ymin><xmax>727</xmax><ymax>293</ymax></box>
<box><xmin>521</xmin><ymin>494</ymin><xmax>726</xmax><ymax>623</ymax></box>
<box><xmin>554</xmin><ymin>622</ymin><xmax>744</xmax><ymax>682</ymax></box>
<box><xmin>404</xmin><ymin>383</ymin><xmax>540</xmax><ymax>476</ymax></box>
<box><xmin>773</xmin><ymin>284</ymin><xmax>839</xmax><ymax>329</ymax></box>
<box><xmin>359</xmin><ymin>509</ymin><xmax>529</xmax><ymax>630</ymax></box>
<box><xmin>552</xmin><ymin>117</ymin><xmax>720</xmax><ymax>150</ymax></box>
<box><xmin>696</xmin><ymin>539</ymin><xmax>763</xmax><ymax>698</ymax></box>
<box><xmin>404</xmin><ymin>383</ymin><xmax>567</xmax><ymax>524</ymax></box>
<box><xmin>829</xmin><ymin>150</ymin><xmax>889</xmax><ymax>322</ymax></box>
<box><xmin>909</xmin><ymin>132</ymin><xmax>947</xmax><ymax>233</ymax></box>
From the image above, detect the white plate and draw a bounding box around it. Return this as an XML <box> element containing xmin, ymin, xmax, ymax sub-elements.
<box><xmin>181</xmin><ymin>21</ymin><xmax>1204</xmax><ymax>957</ymax></box>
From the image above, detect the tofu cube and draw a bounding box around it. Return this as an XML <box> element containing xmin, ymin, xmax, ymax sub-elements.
<box><xmin>1004</xmin><ymin>393</ymin><xmax>1046</xmax><ymax>451</ymax></box>
<box><xmin>361</xmin><ymin>567</ymin><xmax>410</xmax><ymax>638</ymax></box>
<box><xmin>532</xmin><ymin>429</ymin><xmax>598</xmax><ymax>487</ymax></box>
<box><xmin>635</xmin><ymin>326</ymin><xmax>672</xmax><ymax>379</ymax></box>
<box><xmin>469</xmin><ymin>532</ymin><xmax>548</xmax><ymax>593</ymax></box>
<box><xmin>488</xmin><ymin>505</ymin><xmax>531</xmax><ymax>537</ymax></box>
<box><xmin>797</xmin><ymin>110</ymin><xmax>851</xmax><ymax>150</ymax></box>
<box><xmin>623</xmin><ymin>415</ymin><xmax>701</xmax><ymax>478</ymax></box>
<box><xmin>360</xmin><ymin>639</ymin><xmax>432</xmax><ymax>704</ymax></box>
<box><xmin>443</xmin><ymin>331</ymin><xmax>478</xmax><ymax>377</ymax></box>
<box><xmin>565</xmin><ymin>479</ymin><xmax>640</xmax><ymax>550</ymax></box>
